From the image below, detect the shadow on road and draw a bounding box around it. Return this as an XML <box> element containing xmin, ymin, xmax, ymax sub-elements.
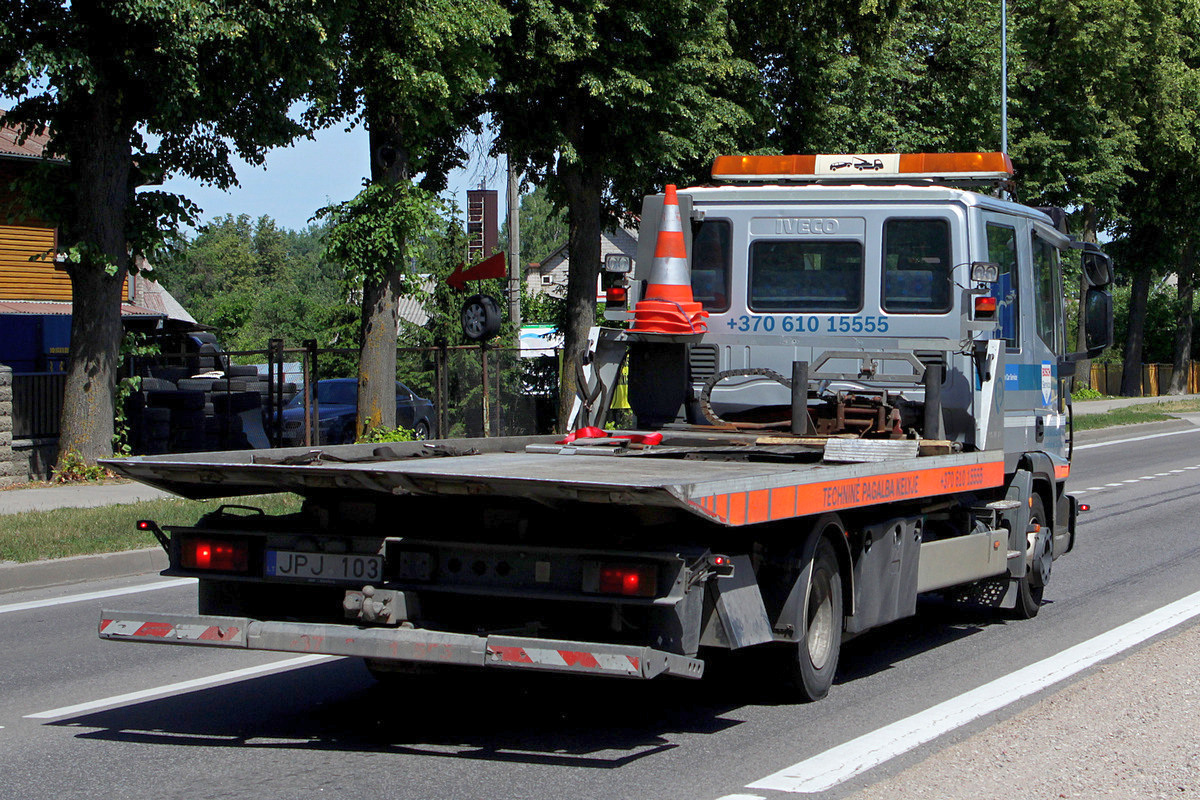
<box><xmin>49</xmin><ymin>600</ymin><xmax>1009</xmax><ymax>767</ymax></box>
<box><xmin>57</xmin><ymin>660</ymin><xmax>744</xmax><ymax>768</ymax></box>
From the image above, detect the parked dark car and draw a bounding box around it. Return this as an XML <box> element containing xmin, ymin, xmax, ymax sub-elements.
<box><xmin>281</xmin><ymin>378</ymin><xmax>434</xmax><ymax>445</ymax></box>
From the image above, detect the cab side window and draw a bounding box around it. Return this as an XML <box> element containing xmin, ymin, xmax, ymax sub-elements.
<box><xmin>691</xmin><ymin>220</ymin><xmax>732</xmax><ymax>312</ymax></box>
<box><xmin>1032</xmin><ymin>234</ymin><xmax>1064</xmax><ymax>353</ymax></box>
<box><xmin>882</xmin><ymin>218</ymin><xmax>952</xmax><ymax>313</ymax></box>
<box><xmin>986</xmin><ymin>223</ymin><xmax>1020</xmax><ymax>348</ymax></box>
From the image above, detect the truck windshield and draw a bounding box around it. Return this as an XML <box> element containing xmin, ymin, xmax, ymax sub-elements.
<box><xmin>748</xmin><ymin>240</ymin><xmax>864</xmax><ymax>312</ymax></box>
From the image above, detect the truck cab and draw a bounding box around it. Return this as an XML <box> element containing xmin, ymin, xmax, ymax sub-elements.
<box><xmin>611</xmin><ymin>152</ymin><xmax>1112</xmax><ymax>466</ymax></box>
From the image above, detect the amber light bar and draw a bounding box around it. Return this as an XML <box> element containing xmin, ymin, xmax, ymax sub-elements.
<box><xmin>711</xmin><ymin>152</ymin><xmax>1015</xmax><ymax>182</ymax></box>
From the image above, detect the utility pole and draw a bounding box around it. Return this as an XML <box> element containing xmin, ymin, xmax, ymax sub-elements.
<box><xmin>1001</xmin><ymin>0</ymin><xmax>1008</xmax><ymax>155</ymax></box>
<box><xmin>506</xmin><ymin>156</ymin><xmax>522</xmax><ymax>331</ymax></box>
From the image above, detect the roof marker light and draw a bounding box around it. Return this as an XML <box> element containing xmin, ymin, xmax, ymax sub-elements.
<box><xmin>712</xmin><ymin>152</ymin><xmax>1015</xmax><ymax>183</ymax></box>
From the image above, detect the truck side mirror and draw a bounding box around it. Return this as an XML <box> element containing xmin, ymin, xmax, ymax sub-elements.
<box><xmin>1084</xmin><ymin>287</ymin><xmax>1113</xmax><ymax>357</ymax></box>
<box><xmin>1082</xmin><ymin>248</ymin><xmax>1113</xmax><ymax>288</ymax></box>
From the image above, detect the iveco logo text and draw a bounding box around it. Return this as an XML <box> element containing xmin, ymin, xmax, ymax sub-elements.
<box><xmin>774</xmin><ymin>218</ymin><xmax>840</xmax><ymax>235</ymax></box>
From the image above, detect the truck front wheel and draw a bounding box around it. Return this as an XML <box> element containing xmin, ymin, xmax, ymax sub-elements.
<box><xmin>1013</xmin><ymin>494</ymin><xmax>1051</xmax><ymax>619</ymax></box>
<box><xmin>788</xmin><ymin>537</ymin><xmax>843</xmax><ymax>701</ymax></box>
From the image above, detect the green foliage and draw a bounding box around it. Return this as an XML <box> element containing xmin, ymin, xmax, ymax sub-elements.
<box><xmin>1110</xmin><ymin>280</ymin><xmax>1179</xmax><ymax>364</ymax></box>
<box><xmin>317</xmin><ymin>0</ymin><xmax>510</xmax><ymax>187</ymax></box>
<box><xmin>0</xmin><ymin>494</ymin><xmax>302</xmax><ymax>563</ymax></box>
<box><xmin>357</xmin><ymin>425</ymin><xmax>417</xmax><ymax>443</ymax></box>
<box><xmin>318</xmin><ymin>181</ymin><xmax>442</xmax><ymax>290</ymax></box>
<box><xmin>154</xmin><ymin>214</ymin><xmax>356</xmax><ymax>353</ymax></box>
<box><xmin>1072</xmin><ymin>399</ymin><xmax>1200</xmax><ymax>430</ymax></box>
<box><xmin>516</xmin><ymin>185</ymin><xmax>569</xmax><ymax>267</ymax></box>
<box><xmin>51</xmin><ymin>450</ymin><xmax>111</xmax><ymax>483</ymax></box>
<box><xmin>0</xmin><ymin>0</ymin><xmax>344</xmax><ymax>464</ymax></box>
<box><xmin>1072</xmin><ymin>385</ymin><xmax>1106</xmax><ymax>401</ymax></box>
<box><xmin>113</xmin><ymin>332</ymin><xmax>161</xmax><ymax>456</ymax></box>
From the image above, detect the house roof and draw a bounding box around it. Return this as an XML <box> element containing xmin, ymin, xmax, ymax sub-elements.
<box><xmin>0</xmin><ymin>299</ymin><xmax>164</xmax><ymax>319</ymax></box>
<box><xmin>0</xmin><ymin>110</ymin><xmax>51</xmax><ymax>160</ymax></box>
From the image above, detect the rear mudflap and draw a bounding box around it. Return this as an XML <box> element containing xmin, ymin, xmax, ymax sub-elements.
<box><xmin>99</xmin><ymin>611</ymin><xmax>704</xmax><ymax>680</ymax></box>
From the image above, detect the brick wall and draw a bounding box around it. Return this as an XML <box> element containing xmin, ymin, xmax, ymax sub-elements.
<box><xmin>0</xmin><ymin>364</ymin><xmax>15</xmax><ymax>487</ymax></box>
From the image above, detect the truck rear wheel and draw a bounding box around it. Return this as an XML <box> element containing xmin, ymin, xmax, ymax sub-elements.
<box><xmin>788</xmin><ymin>537</ymin><xmax>843</xmax><ymax>701</ymax></box>
<box><xmin>1013</xmin><ymin>494</ymin><xmax>1050</xmax><ymax>619</ymax></box>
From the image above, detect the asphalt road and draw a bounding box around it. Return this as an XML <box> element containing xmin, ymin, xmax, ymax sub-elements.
<box><xmin>3</xmin><ymin>422</ymin><xmax>1200</xmax><ymax>800</ymax></box>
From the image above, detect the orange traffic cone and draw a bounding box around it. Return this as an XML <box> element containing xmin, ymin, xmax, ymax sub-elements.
<box><xmin>630</xmin><ymin>185</ymin><xmax>708</xmax><ymax>335</ymax></box>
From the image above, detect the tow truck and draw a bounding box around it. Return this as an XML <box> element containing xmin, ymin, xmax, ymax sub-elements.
<box><xmin>99</xmin><ymin>152</ymin><xmax>1113</xmax><ymax>700</ymax></box>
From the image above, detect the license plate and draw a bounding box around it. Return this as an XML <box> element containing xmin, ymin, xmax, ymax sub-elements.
<box><xmin>266</xmin><ymin>550</ymin><xmax>383</xmax><ymax>582</ymax></box>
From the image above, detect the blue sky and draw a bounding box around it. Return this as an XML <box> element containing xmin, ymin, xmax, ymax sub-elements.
<box><xmin>157</xmin><ymin>123</ymin><xmax>511</xmax><ymax>234</ymax></box>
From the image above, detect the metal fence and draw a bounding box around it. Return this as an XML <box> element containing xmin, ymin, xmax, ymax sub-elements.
<box><xmin>113</xmin><ymin>340</ymin><xmax>560</xmax><ymax>454</ymax></box>
<box><xmin>1088</xmin><ymin>362</ymin><xmax>1200</xmax><ymax>397</ymax></box>
<box><xmin>11</xmin><ymin>372</ymin><xmax>65</xmax><ymax>438</ymax></box>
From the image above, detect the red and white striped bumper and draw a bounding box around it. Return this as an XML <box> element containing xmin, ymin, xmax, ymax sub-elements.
<box><xmin>99</xmin><ymin>611</ymin><xmax>704</xmax><ymax>680</ymax></box>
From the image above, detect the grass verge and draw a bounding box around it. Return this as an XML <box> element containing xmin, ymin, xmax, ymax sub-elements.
<box><xmin>0</xmin><ymin>493</ymin><xmax>302</xmax><ymax>564</ymax></box>
<box><xmin>1073</xmin><ymin>399</ymin><xmax>1200</xmax><ymax>431</ymax></box>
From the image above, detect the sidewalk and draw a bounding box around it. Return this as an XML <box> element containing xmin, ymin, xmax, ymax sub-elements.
<box><xmin>1072</xmin><ymin>392</ymin><xmax>1200</xmax><ymax>415</ymax></box>
<box><xmin>0</xmin><ymin>480</ymin><xmax>173</xmax><ymax>516</ymax></box>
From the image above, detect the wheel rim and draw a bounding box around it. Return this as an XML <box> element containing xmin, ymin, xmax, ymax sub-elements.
<box><xmin>807</xmin><ymin>571</ymin><xmax>835</xmax><ymax>669</ymax></box>
<box><xmin>1027</xmin><ymin>515</ymin><xmax>1053</xmax><ymax>588</ymax></box>
<box><xmin>463</xmin><ymin>304</ymin><xmax>485</xmax><ymax>338</ymax></box>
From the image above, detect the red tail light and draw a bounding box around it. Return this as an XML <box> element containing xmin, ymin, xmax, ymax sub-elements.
<box><xmin>974</xmin><ymin>296</ymin><xmax>998</xmax><ymax>317</ymax></box>
<box><xmin>180</xmin><ymin>537</ymin><xmax>250</xmax><ymax>573</ymax></box>
<box><xmin>595</xmin><ymin>563</ymin><xmax>657</xmax><ymax>597</ymax></box>
<box><xmin>605</xmin><ymin>286</ymin><xmax>628</xmax><ymax>306</ymax></box>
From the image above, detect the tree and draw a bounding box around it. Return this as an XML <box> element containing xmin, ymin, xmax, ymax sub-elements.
<box><xmin>0</xmin><ymin>0</ymin><xmax>337</xmax><ymax>465</ymax></box>
<box><xmin>516</xmin><ymin>184</ymin><xmax>569</xmax><ymax>268</ymax></box>
<box><xmin>492</xmin><ymin>0</ymin><xmax>753</xmax><ymax>430</ymax></box>
<box><xmin>155</xmin><ymin>214</ymin><xmax>352</xmax><ymax>353</ymax></box>
<box><xmin>317</xmin><ymin>0</ymin><xmax>508</xmax><ymax>437</ymax></box>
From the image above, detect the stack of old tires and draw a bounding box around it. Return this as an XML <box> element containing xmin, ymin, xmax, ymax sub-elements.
<box><xmin>126</xmin><ymin>365</ymin><xmax>297</xmax><ymax>454</ymax></box>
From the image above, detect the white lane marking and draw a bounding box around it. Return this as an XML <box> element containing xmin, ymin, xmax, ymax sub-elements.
<box><xmin>0</xmin><ymin>578</ymin><xmax>194</xmax><ymax>616</ymax></box>
<box><xmin>25</xmin><ymin>654</ymin><xmax>336</xmax><ymax>720</ymax></box>
<box><xmin>1138</xmin><ymin>476</ymin><xmax>1157</xmax><ymax>480</ymax></box>
<box><xmin>1121</xmin><ymin>479</ymin><xmax>1141</xmax><ymax>484</ymax></box>
<box><xmin>717</xmin><ymin>796</ymin><xmax>767</xmax><ymax>800</ymax></box>
<box><xmin>745</xmin><ymin>587</ymin><xmax>1200</xmax><ymax>794</ymax></box>
<box><xmin>1085</xmin><ymin>487</ymin><xmax>1104</xmax><ymax>492</ymax></box>
<box><xmin>1105</xmin><ymin>483</ymin><xmax>1124</xmax><ymax>487</ymax></box>
<box><xmin>1074</xmin><ymin>427</ymin><xmax>1200</xmax><ymax>451</ymax></box>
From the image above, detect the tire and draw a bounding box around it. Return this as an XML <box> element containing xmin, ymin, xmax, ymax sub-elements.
<box><xmin>787</xmin><ymin>536</ymin><xmax>844</xmax><ymax>701</ymax></box>
<box><xmin>1013</xmin><ymin>494</ymin><xmax>1051</xmax><ymax>619</ymax></box>
<box><xmin>414</xmin><ymin>419</ymin><xmax>430</xmax><ymax>440</ymax></box>
<box><xmin>178</xmin><ymin>378</ymin><xmax>217</xmax><ymax>392</ymax></box>
<box><xmin>227</xmin><ymin>364</ymin><xmax>259</xmax><ymax>378</ymax></box>
<box><xmin>139</xmin><ymin>377</ymin><xmax>176</xmax><ymax>392</ymax></box>
<box><xmin>461</xmin><ymin>294</ymin><xmax>502</xmax><ymax>342</ymax></box>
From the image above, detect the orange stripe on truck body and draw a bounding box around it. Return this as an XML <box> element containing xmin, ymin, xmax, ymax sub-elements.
<box><xmin>689</xmin><ymin>461</ymin><xmax>1005</xmax><ymax>525</ymax></box>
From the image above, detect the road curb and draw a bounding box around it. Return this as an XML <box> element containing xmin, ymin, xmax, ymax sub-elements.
<box><xmin>0</xmin><ymin>547</ymin><xmax>168</xmax><ymax>594</ymax></box>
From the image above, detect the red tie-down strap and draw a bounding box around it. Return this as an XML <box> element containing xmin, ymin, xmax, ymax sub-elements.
<box><xmin>556</xmin><ymin>427</ymin><xmax>664</xmax><ymax>446</ymax></box>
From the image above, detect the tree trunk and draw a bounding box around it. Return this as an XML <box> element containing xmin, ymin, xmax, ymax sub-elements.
<box><xmin>356</xmin><ymin>109</ymin><xmax>408</xmax><ymax>437</ymax></box>
<box><xmin>557</xmin><ymin>158</ymin><xmax>603</xmax><ymax>433</ymax></box>
<box><xmin>1121</xmin><ymin>265</ymin><xmax>1153</xmax><ymax>397</ymax></box>
<box><xmin>1168</xmin><ymin>240</ymin><xmax>1196</xmax><ymax>395</ymax></box>
<box><xmin>56</xmin><ymin>93</ymin><xmax>132</xmax><ymax>468</ymax></box>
